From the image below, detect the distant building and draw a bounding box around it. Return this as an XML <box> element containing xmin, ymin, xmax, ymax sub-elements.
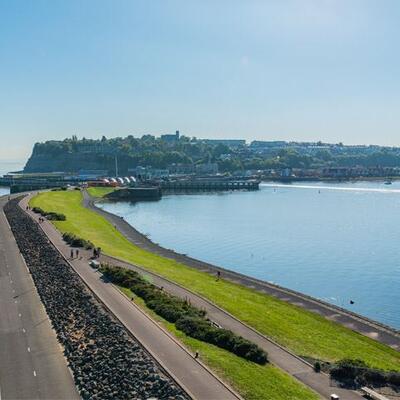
<box><xmin>169</xmin><ymin>163</ymin><xmax>195</xmax><ymax>174</ymax></box>
<box><xmin>161</xmin><ymin>130</ymin><xmax>180</xmax><ymax>143</ymax></box>
<box><xmin>250</xmin><ymin>141</ymin><xmax>287</xmax><ymax>149</ymax></box>
<box><xmin>195</xmin><ymin>162</ymin><xmax>219</xmax><ymax>175</ymax></box>
<box><xmin>78</xmin><ymin>170</ymin><xmax>108</xmax><ymax>180</ymax></box>
<box><xmin>129</xmin><ymin>166</ymin><xmax>169</xmax><ymax>180</ymax></box>
<box><xmin>280</xmin><ymin>168</ymin><xmax>293</xmax><ymax>178</ymax></box>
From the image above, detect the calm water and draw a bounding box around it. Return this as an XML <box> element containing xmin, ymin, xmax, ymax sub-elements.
<box><xmin>99</xmin><ymin>181</ymin><xmax>400</xmax><ymax>329</ymax></box>
<box><xmin>0</xmin><ymin>160</ymin><xmax>23</xmax><ymax>196</ymax></box>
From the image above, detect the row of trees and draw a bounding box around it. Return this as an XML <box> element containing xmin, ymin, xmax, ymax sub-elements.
<box><xmin>27</xmin><ymin>135</ymin><xmax>400</xmax><ymax>173</ymax></box>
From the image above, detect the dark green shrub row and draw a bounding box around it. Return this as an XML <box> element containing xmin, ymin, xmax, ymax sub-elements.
<box><xmin>100</xmin><ymin>264</ymin><xmax>204</xmax><ymax>322</ymax></box>
<box><xmin>100</xmin><ymin>264</ymin><xmax>268</xmax><ymax>365</ymax></box>
<box><xmin>176</xmin><ymin>315</ymin><xmax>267</xmax><ymax>364</ymax></box>
<box><xmin>51</xmin><ymin>187</ymin><xmax>67</xmax><ymax>191</ymax></box>
<box><xmin>62</xmin><ymin>232</ymin><xmax>94</xmax><ymax>249</ymax></box>
<box><xmin>330</xmin><ymin>359</ymin><xmax>400</xmax><ymax>386</ymax></box>
<box><xmin>32</xmin><ymin>206</ymin><xmax>66</xmax><ymax>221</ymax></box>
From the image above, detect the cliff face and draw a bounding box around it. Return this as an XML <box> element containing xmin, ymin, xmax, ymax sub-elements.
<box><xmin>23</xmin><ymin>136</ymin><xmax>196</xmax><ymax>174</ymax></box>
<box><xmin>24</xmin><ymin>152</ymin><xmax>114</xmax><ymax>173</ymax></box>
<box><xmin>24</xmin><ymin>141</ymin><xmax>131</xmax><ymax>174</ymax></box>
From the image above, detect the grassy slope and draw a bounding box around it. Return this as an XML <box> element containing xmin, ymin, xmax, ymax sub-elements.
<box><xmin>30</xmin><ymin>191</ymin><xmax>400</xmax><ymax>372</ymax></box>
<box><xmin>118</xmin><ymin>287</ymin><xmax>317</xmax><ymax>400</ymax></box>
<box><xmin>87</xmin><ymin>187</ymin><xmax>115</xmax><ymax>198</ymax></box>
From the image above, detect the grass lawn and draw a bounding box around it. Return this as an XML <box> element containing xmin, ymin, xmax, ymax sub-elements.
<box><xmin>87</xmin><ymin>187</ymin><xmax>115</xmax><ymax>198</ymax></box>
<box><xmin>118</xmin><ymin>287</ymin><xmax>318</xmax><ymax>400</ymax></box>
<box><xmin>30</xmin><ymin>190</ymin><xmax>400</xmax><ymax>372</ymax></box>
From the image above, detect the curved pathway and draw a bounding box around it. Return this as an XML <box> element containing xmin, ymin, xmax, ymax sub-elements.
<box><xmin>81</xmin><ymin>191</ymin><xmax>368</xmax><ymax>400</ymax></box>
<box><xmin>20</xmin><ymin>194</ymin><xmax>240</xmax><ymax>400</ymax></box>
<box><xmin>0</xmin><ymin>195</ymin><xmax>79</xmax><ymax>400</ymax></box>
<box><xmin>85</xmin><ymin>191</ymin><xmax>400</xmax><ymax>350</ymax></box>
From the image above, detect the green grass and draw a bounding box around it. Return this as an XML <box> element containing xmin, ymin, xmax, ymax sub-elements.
<box><xmin>86</xmin><ymin>187</ymin><xmax>115</xmax><ymax>198</ymax></box>
<box><xmin>118</xmin><ymin>287</ymin><xmax>318</xmax><ymax>400</ymax></box>
<box><xmin>30</xmin><ymin>191</ymin><xmax>400</xmax><ymax>372</ymax></box>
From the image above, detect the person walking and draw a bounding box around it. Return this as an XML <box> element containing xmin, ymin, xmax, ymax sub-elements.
<box><xmin>70</xmin><ymin>249</ymin><xmax>74</xmax><ymax>259</ymax></box>
<box><xmin>216</xmin><ymin>271</ymin><xmax>221</xmax><ymax>281</ymax></box>
<box><xmin>76</xmin><ymin>249</ymin><xmax>79</xmax><ymax>259</ymax></box>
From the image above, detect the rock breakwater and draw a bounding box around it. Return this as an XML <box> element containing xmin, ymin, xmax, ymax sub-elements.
<box><xmin>4</xmin><ymin>198</ymin><xmax>189</xmax><ymax>400</ymax></box>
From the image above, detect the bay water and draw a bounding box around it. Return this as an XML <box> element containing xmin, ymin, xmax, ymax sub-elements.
<box><xmin>98</xmin><ymin>181</ymin><xmax>400</xmax><ymax>329</ymax></box>
<box><xmin>0</xmin><ymin>160</ymin><xmax>24</xmax><ymax>196</ymax></box>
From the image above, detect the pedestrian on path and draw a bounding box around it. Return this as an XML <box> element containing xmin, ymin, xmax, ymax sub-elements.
<box><xmin>76</xmin><ymin>249</ymin><xmax>79</xmax><ymax>259</ymax></box>
<box><xmin>70</xmin><ymin>249</ymin><xmax>74</xmax><ymax>259</ymax></box>
<box><xmin>194</xmin><ymin>351</ymin><xmax>199</xmax><ymax>359</ymax></box>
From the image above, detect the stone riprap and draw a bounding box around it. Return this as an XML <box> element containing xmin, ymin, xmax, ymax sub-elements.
<box><xmin>4</xmin><ymin>198</ymin><xmax>189</xmax><ymax>400</ymax></box>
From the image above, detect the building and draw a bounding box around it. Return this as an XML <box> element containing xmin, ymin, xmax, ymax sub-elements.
<box><xmin>77</xmin><ymin>169</ymin><xmax>108</xmax><ymax>180</ymax></box>
<box><xmin>161</xmin><ymin>130</ymin><xmax>180</xmax><ymax>143</ymax></box>
<box><xmin>250</xmin><ymin>141</ymin><xmax>287</xmax><ymax>149</ymax></box>
<box><xmin>129</xmin><ymin>166</ymin><xmax>169</xmax><ymax>180</ymax></box>
<box><xmin>195</xmin><ymin>162</ymin><xmax>219</xmax><ymax>175</ymax></box>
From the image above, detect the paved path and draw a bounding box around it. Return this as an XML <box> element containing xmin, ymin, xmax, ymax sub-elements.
<box><xmin>21</xmin><ymin>195</ymin><xmax>240</xmax><ymax>400</ymax></box>
<box><xmin>85</xmin><ymin>191</ymin><xmax>400</xmax><ymax>351</ymax></box>
<box><xmin>81</xmin><ymin>191</ymin><xmax>366</xmax><ymax>400</ymax></box>
<box><xmin>0</xmin><ymin>195</ymin><xmax>79</xmax><ymax>400</ymax></box>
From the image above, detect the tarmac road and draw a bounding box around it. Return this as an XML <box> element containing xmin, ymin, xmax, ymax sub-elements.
<box><xmin>20</xmin><ymin>195</ymin><xmax>240</xmax><ymax>400</ymax></box>
<box><xmin>0</xmin><ymin>195</ymin><xmax>79</xmax><ymax>400</ymax></box>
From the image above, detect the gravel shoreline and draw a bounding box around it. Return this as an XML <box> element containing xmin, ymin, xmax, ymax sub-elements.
<box><xmin>5</xmin><ymin>198</ymin><xmax>189</xmax><ymax>400</ymax></box>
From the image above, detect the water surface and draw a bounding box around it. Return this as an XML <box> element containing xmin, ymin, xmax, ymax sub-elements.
<box><xmin>98</xmin><ymin>181</ymin><xmax>400</xmax><ymax>329</ymax></box>
<box><xmin>0</xmin><ymin>160</ymin><xmax>23</xmax><ymax>196</ymax></box>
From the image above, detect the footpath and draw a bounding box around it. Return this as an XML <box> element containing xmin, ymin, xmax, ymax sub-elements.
<box><xmin>84</xmin><ymin>190</ymin><xmax>400</xmax><ymax>351</ymax></box>
<box><xmin>20</xmin><ymin>195</ymin><xmax>240</xmax><ymax>400</ymax></box>
<box><xmin>82</xmin><ymin>191</ymin><xmax>365</xmax><ymax>400</ymax></box>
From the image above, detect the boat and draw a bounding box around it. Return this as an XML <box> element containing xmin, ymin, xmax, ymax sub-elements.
<box><xmin>384</xmin><ymin>180</ymin><xmax>392</xmax><ymax>185</ymax></box>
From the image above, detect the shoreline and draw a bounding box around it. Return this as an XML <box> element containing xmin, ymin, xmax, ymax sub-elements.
<box><xmin>84</xmin><ymin>191</ymin><xmax>400</xmax><ymax>350</ymax></box>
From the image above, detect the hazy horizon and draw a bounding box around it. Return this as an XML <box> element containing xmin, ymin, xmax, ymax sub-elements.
<box><xmin>1</xmin><ymin>0</ymin><xmax>400</xmax><ymax>159</ymax></box>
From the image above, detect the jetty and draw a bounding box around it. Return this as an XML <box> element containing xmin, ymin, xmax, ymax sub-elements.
<box><xmin>161</xmin><ymin>179</ymin><xmax>260</xmax><ymax>191</ymax></box>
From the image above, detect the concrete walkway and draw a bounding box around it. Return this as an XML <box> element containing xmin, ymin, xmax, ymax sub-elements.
<box><xmin>82</xmin><ymin>191</ymin><xmax>366</xmax><ymax>400</ymax></box>
<box><xmin>85</xmin><ymin>191</ymin><xmax>400</xmax><ymax>351</ymax></box>
<box><xmin>0</xmin><ymin>195</ymin><xmax>79</xmax><ymax>400</ymax></box>
<box><xmin>20</xmin><ymin>195</ymin><xmax>240</xmax><ymax>400</ymax></box>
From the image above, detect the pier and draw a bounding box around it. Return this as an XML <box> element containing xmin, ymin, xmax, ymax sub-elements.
<box><xmin>161</xmin><ymin>179</ymin><xmax>260</xmax><ymax>191</ymax></box>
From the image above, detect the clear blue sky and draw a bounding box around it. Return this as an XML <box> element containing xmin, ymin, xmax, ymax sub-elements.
<box><xmin>1</xmin><ymin>0</ymin><xmax>400</xmax><ymax>160</ymax></box>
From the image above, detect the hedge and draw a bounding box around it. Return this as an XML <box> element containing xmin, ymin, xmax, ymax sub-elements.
<box><xmin>32</xmin><ymin>206</ymin><xmax>66</xmax><ymax>221</ymax></box>
<box><xmin>330</xmin><ymin>359</ymin><xmax>400</xmax><ymax>386</ymax></box>
<box><xmin>62</xmin><ymin>232</ymin><xmax>94</xmax><ymax>249</ymax></box>
<box><xmin>100</xmin><ymin>264</ymin><xmax>268</xmax><ymax>365</ymax></box>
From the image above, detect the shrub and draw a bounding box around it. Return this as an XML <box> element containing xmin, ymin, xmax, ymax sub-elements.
<box><xmin>101</xmin><ymin>264</ymin><xmax>268</xmax><ymax>364</ymax></box>
<box><xmin>176</xmin><ymin>316</ymin><xmax>267</xmax><ymax>364</ymax></box>
<box><xmin>62</xmin><ymin>232</ymin><xmax>94</xmax><ymax>249</ymax></box>
<box><xmin>32</xmin><ymin>206</ymin><xmax>66</xmax><ymax>221</ymax></box>
<box><xmin>330</xmin><ymin>358</ymin><xmax>400</xmax><ymax>387</ymax></box>
<box><xmin>314</xmin><ymin>361</ymin><xmax>321</xmax><ymax>373</ymax></box>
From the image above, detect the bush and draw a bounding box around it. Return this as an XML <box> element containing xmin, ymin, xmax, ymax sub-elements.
<box><xmin>176</xmin><ymin>316</ymin><xmax>267</xmax><ymax>364</ymax></box>
<box><xmin>330</xmin><ymin>359</ymin><xmax>400</xmax><ymax>387</ymax></box>
<box><xmin>100</xmin><ymin>264</ymin><xmax>268</xmax><ymax>365</ymax></box>
<box><xmin>32</xmin><ymin>206</ymin><xmax>66</xmax><ymax>221</ymax></box>
<box><xmin>314</xmin><ymin>361</ymin><xmax>321</xmax><ymax>373</ymax></box>
<box><xmin>62</xmin><ymin>232</ymin><xmax>94</xmax><ymax>249</ymax></box>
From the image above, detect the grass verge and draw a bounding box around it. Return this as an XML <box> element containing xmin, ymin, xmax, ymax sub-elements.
<box><xmin>118</xmin><ymin>286</ymin><xmax>318</xmax><ymax>400</ymax></box>
<box><xmin>87</xmin><ymin>187</ymin><xmax>115</xmax><ymax>198</ymax></box>
<box><xmin>30</xmin><ymin>191</ymin><xmax>400</xmax><ymax>372</ymax></box>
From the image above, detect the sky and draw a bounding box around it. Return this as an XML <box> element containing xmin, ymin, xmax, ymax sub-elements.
<box><xmin>1</xmin><ymin>0</ymin><xmax>400</xmax><ymax>160</ymax></box>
